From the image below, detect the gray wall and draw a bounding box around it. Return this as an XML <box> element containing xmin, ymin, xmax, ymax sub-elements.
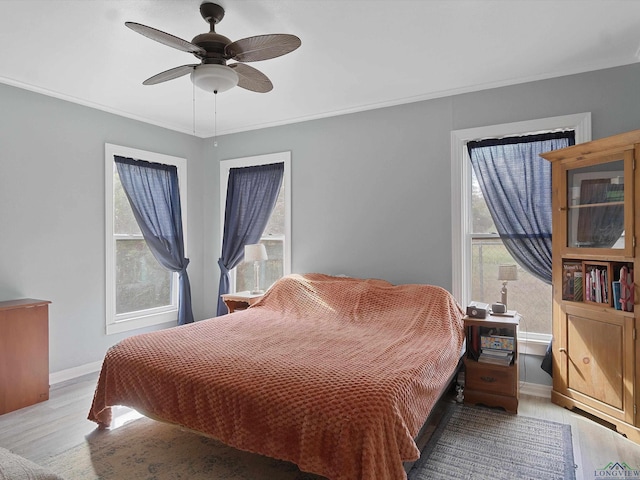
<box><xmin>2</xmin><ymin>63</ymin><xmax>639</xmax><ymax>381</ymax></box>
<box><xmin>207</xmin><ymin>64</ymin><xmax>640</xmax><ymax>305</ymax></box>
<box><xmin>0</xmin><ymin>84</ymin><xmax>205</xmax><ymax>373</ymax></box>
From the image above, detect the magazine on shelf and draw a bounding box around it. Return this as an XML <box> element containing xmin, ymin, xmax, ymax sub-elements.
<box><xmin>562</xmin><ymin>262</ymin><xmax>583</xmax><ymax>301</ymax></box>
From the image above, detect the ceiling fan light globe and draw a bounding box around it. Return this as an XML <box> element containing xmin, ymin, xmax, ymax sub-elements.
<box><xmin>191</xmin><ymin>64</ymin><xmax>238</xmax><ymax>93</ymax></box>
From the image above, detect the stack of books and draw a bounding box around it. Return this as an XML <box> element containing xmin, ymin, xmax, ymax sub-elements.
<box><xmin>478</xmin><ymin>333</ymin><xmax>515</xmax><ymax>366</ymax></box>
<box><xmin>478</xmin><ymin>348</ymin><xmax>514</xmax><ymax>366</ymax></box>
<box><xmin>585</xmin><ymin>266</ymin><xmax>609</xmax><ymax>304</ymax></box>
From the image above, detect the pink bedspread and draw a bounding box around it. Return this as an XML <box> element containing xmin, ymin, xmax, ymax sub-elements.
<box><xmin>89</xmin><ymin>273</ymin><xmax>464</xmax><ymax>480</ymax></box>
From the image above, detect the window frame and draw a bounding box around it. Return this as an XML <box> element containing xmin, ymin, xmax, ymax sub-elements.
<box><xmin>219</xmin><ymin>151</ymin><xmax>292</xmax><ymax>292</ymax></box>
<box><xmin>450</xmin><ymin>113</ymin><xmax>591</xmax><ymax>353</ymax></box>
<box><xmin>105</xmin><ymin>143</ymin><xmax>188</xmax><ymax>335</ymax></box>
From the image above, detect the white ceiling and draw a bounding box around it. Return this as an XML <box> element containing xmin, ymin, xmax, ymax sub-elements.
<box><xmin>1</xmin><ymin>1</ymin><xmax>639</xmax><ymax>137</ymax></box>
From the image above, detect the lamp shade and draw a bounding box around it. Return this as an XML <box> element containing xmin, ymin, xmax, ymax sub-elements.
<box><xmin>244</xmin><ymin>244</ymin><xmax>268</xmax><ymax>262</ymax></box>
<box><xmin>498</xmin><ymin>264</ymin><xmax>518</xmax><ymax>281</ymax></box>
<box><xmin>190</xmin><ymin>64</ymin><xmax>239</xmax><ymax>93</ymax></box>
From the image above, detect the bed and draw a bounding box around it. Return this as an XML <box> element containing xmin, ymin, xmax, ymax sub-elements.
<box><xmin>88</xmin><ymin>273</ymin><xmax>465</xmax><ymax>480</ymax></box>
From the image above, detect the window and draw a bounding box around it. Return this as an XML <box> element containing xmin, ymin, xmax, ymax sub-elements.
<box><xmin>451</xmin><ymin>113</ymin><xmax>591</xmax><ymax>352</ymax></box>
<box><xmin>470</xmin><ymin>167</ymin><xmax>552</xmax><ymax>335</ymax></box>
<box><xmin>105</xmin><ymin>144</ymin><xmax>187</xmax><ymax>334</ymax></box>
<box><xmin>220</xmin><ymin>152</ymin><xmax>291</xmax><ymax>292</ymax></box>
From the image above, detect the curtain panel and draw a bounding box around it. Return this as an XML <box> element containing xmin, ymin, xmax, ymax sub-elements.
<box><xmin>467</xmin><ymin>131</ymin><xmax>575</xmax><ymax>285</ymax></box>
<box><xmin>115</xmin><ymin>156</ymin><xmax>194</xmax><ymax>325</ymax></box>
<box><xmin>217</xmin><ymin>162</ymin><xmax>284</xmax><ymax>316</ymax></box>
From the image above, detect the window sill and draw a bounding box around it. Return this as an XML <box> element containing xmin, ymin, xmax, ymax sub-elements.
<box><xmin>106</xmin><ymin>310</ymin><xmax>177</xmax><ymax>335</ymax></box>
<box><xmin>518</xmin><ymin>332</ymin><xmax>551</xmax><ymax>357</ymax></box>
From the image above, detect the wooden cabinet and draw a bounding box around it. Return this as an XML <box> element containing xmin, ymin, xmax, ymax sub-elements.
<box><xmin>463</xmin><ymin>314</ymin><xmax>520</xmax><ymax>413</ymax></box>
<box><xmin>541</xmin><ymin>130</ymin><xmax>640</xmax><ymax>442</ymax></box>
<box><xmin>0</xmin><ymin>299</ymin><xmax>50</xmax><ymax>415</ymax></box>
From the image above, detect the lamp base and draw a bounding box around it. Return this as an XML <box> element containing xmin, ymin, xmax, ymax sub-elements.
<box><xmin>500</xmin><ymin>282</ymin><xmax>508</xmax><ymax>308</ymax></box>
<box><xmin>250</xmin><ymin>289</ymin><xmax>264</xmax><ymax>295</ymax></box>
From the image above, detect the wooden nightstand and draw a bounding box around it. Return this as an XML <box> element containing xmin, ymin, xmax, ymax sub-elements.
<box><xmin>221</xmin><ymin>291</ymin><xmax>264</xmax><ymax>314</ymax></box>
<box><xmin>463</xmin><ymin>313</ymin><xmax>520</xmax><ymax>413</ymax></box>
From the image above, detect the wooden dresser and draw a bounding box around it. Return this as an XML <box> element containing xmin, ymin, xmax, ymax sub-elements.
<box><xmin>0</xmin><ymin>298</ymin><xmax>51</xmax><ymax>414</ymax></box>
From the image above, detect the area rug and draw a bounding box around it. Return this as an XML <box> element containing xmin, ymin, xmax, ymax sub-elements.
<box><xmin>409</xmin><ymin>404</ymin><xmax>576</xmax><ymax>480</ymax></box>
<box><xmin>42</xmin><ymin>416</ymin><xmax>324</xmax><ymax>480</ymax></box>
<box><xmin>43</xmin><ymin>405</ymin><xmax>576</xmax><ymax>480</ymax></box>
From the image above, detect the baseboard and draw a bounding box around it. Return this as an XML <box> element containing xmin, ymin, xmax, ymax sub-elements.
<box><xmin>520</xmin><ymin>381</ymin><xmax>552</xmax><ymax>398</ymax></box>
<box><xmin>49</xmin><ymin>361</ymin><xmax>103</xmax><ymax>385</ymax></box>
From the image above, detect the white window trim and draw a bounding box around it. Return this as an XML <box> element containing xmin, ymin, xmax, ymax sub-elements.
<box><xmin>105</xmin><ymin>143</ymin><xmax>188</xmax><ymax>335</ymax></box>
<box><xmin>450</xmin><ymin>113</ymin><xmax>591</xmax><ymax>353</ymax></box>
<box><xmin>219</xmin><ymin>151</ymin><xmax>292</xmax><ymax>292</ymax></box>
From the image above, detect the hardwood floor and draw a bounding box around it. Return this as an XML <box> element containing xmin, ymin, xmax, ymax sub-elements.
<box><xmin>518</xmin><ymin>393</ymin><xmax>640</xmax><ymax>479</ymax></box>
<box><xmin>1</xmin><ymin>373</ymin><xmax>640</xmax><ymax>479</ymax></box>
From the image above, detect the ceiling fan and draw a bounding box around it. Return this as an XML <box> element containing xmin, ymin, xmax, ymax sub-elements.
<box><xmin>126</xmin><ymin>2</ymin><xmax>301</xmax><ymax>94</ymax></box>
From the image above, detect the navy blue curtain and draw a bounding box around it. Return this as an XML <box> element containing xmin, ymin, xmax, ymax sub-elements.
<box><xmin>115</xmin><ymin>156</ymin><xmax>194</xmax><ymax>325</ymax></box>
<box><xmin>467</xmin><ymin>131</ymin><xmax>575</xmax><ymax>284</ymax></box>
<box><xmin>216</xmin><ymin>163</ymin><xmax>284</xmax><ymax>316</ymax></box>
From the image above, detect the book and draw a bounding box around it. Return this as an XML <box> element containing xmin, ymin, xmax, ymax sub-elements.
<box><xmin>620</xmin><ymin>266</ymin><xmax>634</xmax><ymax>312</ymax></box>
<box><xmin>481</xmin><ymin>335</ymin><xmax>515</xmax><ymax>351</ymax></box>
<box><xmin>612</xmin><ymin>280</ymin><xmax>622</xmax><ymax>310</ymax></box>
<box><xmin>481</xmin><ymin>348</ymin><xmax>512</xmax><ymax>357</ymax></box>
<box><xmin>478</xmin><ymin>352</ymin><xmax>513</xmax><ymax>366</ymax></box>
<box><xmin>573</xmin><ymin>272</ymin><xmax>583</xmax><ymax>301</ymax></box>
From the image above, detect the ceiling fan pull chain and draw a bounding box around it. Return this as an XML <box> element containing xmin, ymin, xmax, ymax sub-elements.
<box><xmin>213</xmin><ymin>91</ymin><xmax>218</xmax><ymax>147</ymax></box>
<box><xmin>192</xmin><ymin>81</ymin><xmax>196</xmax><ymax>136</ymax></box>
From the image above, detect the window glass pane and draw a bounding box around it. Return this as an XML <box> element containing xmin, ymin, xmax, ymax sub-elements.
<box><xmin>113</xmin><ymin>168</ymin><xmax>142</xmax><ymax>235</ymax></box>
<box><xmin>116</xmin><ymin>239</ymin><xmax>172</xmax><ymax>314</ymax></box>
<box><xmin>236</xmin><ymin>239</ymin><xmax>284</xmax><ymax>293</ymax></box>
<box><xmin>263</xmin><ymin>181</ymin><xmax>285</xmax><ymax>236</ymax></box>
<box><xmin>471</xmin><ymin>169</ymin><xmax>496</xmax><ymax>234</ymax></box>
<box><xmin>471</xmin><ymin>237</ymin><xmax>551</xmax><ymax>334</ymax></box>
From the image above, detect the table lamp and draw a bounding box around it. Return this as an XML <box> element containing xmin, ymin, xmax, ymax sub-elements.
<box><xmin>244</xmin><ymin>244</ymin><xmax>268</xmax><ymax>294</ymax></box>
<box><xmin>498</xmin><ymin>264</ymin><xmax>518</xmax><ymax>308</ymax></box>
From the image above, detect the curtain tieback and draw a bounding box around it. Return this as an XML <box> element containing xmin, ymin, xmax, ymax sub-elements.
<box><xmin>218</xmin><ymin>258</ymin><xmax>229</xmax><ymax>275</ymax></box>
<box><xmin>177</xmin><ymin>258</ymin><xmax>190</xmax><ymax>275</ymax></box>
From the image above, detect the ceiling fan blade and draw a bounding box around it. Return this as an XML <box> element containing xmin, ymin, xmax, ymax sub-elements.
<box><xmin>228</xmin><ymin>63</ymin><xmax>273</xmax><ymax>93</ymax></box>
<box><xmin>125</xmin><ymin>22</ymin><xmax>206</xmax><ymax>55</ymax></box>
<box><xmin>226</xmin><ymin>34</ymin><xmax>301</xmax><ymax>62</ymax></box>
<box><xmin>142</xmin><ymin>64</ymin><xmax>198</xmax><ymax>85</ymax></box>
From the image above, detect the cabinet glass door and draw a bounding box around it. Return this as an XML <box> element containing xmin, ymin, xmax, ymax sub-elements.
<box><xmin>566</xmin><ymin>159</ymin><xmax>626</xmax><ymax>250</ymax></box>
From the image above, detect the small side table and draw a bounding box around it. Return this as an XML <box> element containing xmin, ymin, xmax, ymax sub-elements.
<box><xmin>221</xmin><ymin>291</ymin><xmax>264</xmax><ymax>314</ymax></box>
<box><xmin>463</xmin><ymin>313</ymin><xmax>521</xmax><ymax>413</ymax></box>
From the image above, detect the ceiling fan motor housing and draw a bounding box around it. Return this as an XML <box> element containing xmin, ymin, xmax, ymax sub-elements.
<box><xmin>191</xmin><ymin>32</ymin><xmax>232</xmax><ymax>65</ymax></box>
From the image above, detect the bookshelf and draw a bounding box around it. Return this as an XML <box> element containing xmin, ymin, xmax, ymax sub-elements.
<box><xmin>541</xmin><ymin>129</ymin><xmax>640</xmax><ymax>444</ymax></box>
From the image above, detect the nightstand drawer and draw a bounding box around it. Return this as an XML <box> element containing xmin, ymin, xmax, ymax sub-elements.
<box><xmin>465</xmin><ymin>362</ymin><xmax>516</xmax><ymax>396</ymax></box>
